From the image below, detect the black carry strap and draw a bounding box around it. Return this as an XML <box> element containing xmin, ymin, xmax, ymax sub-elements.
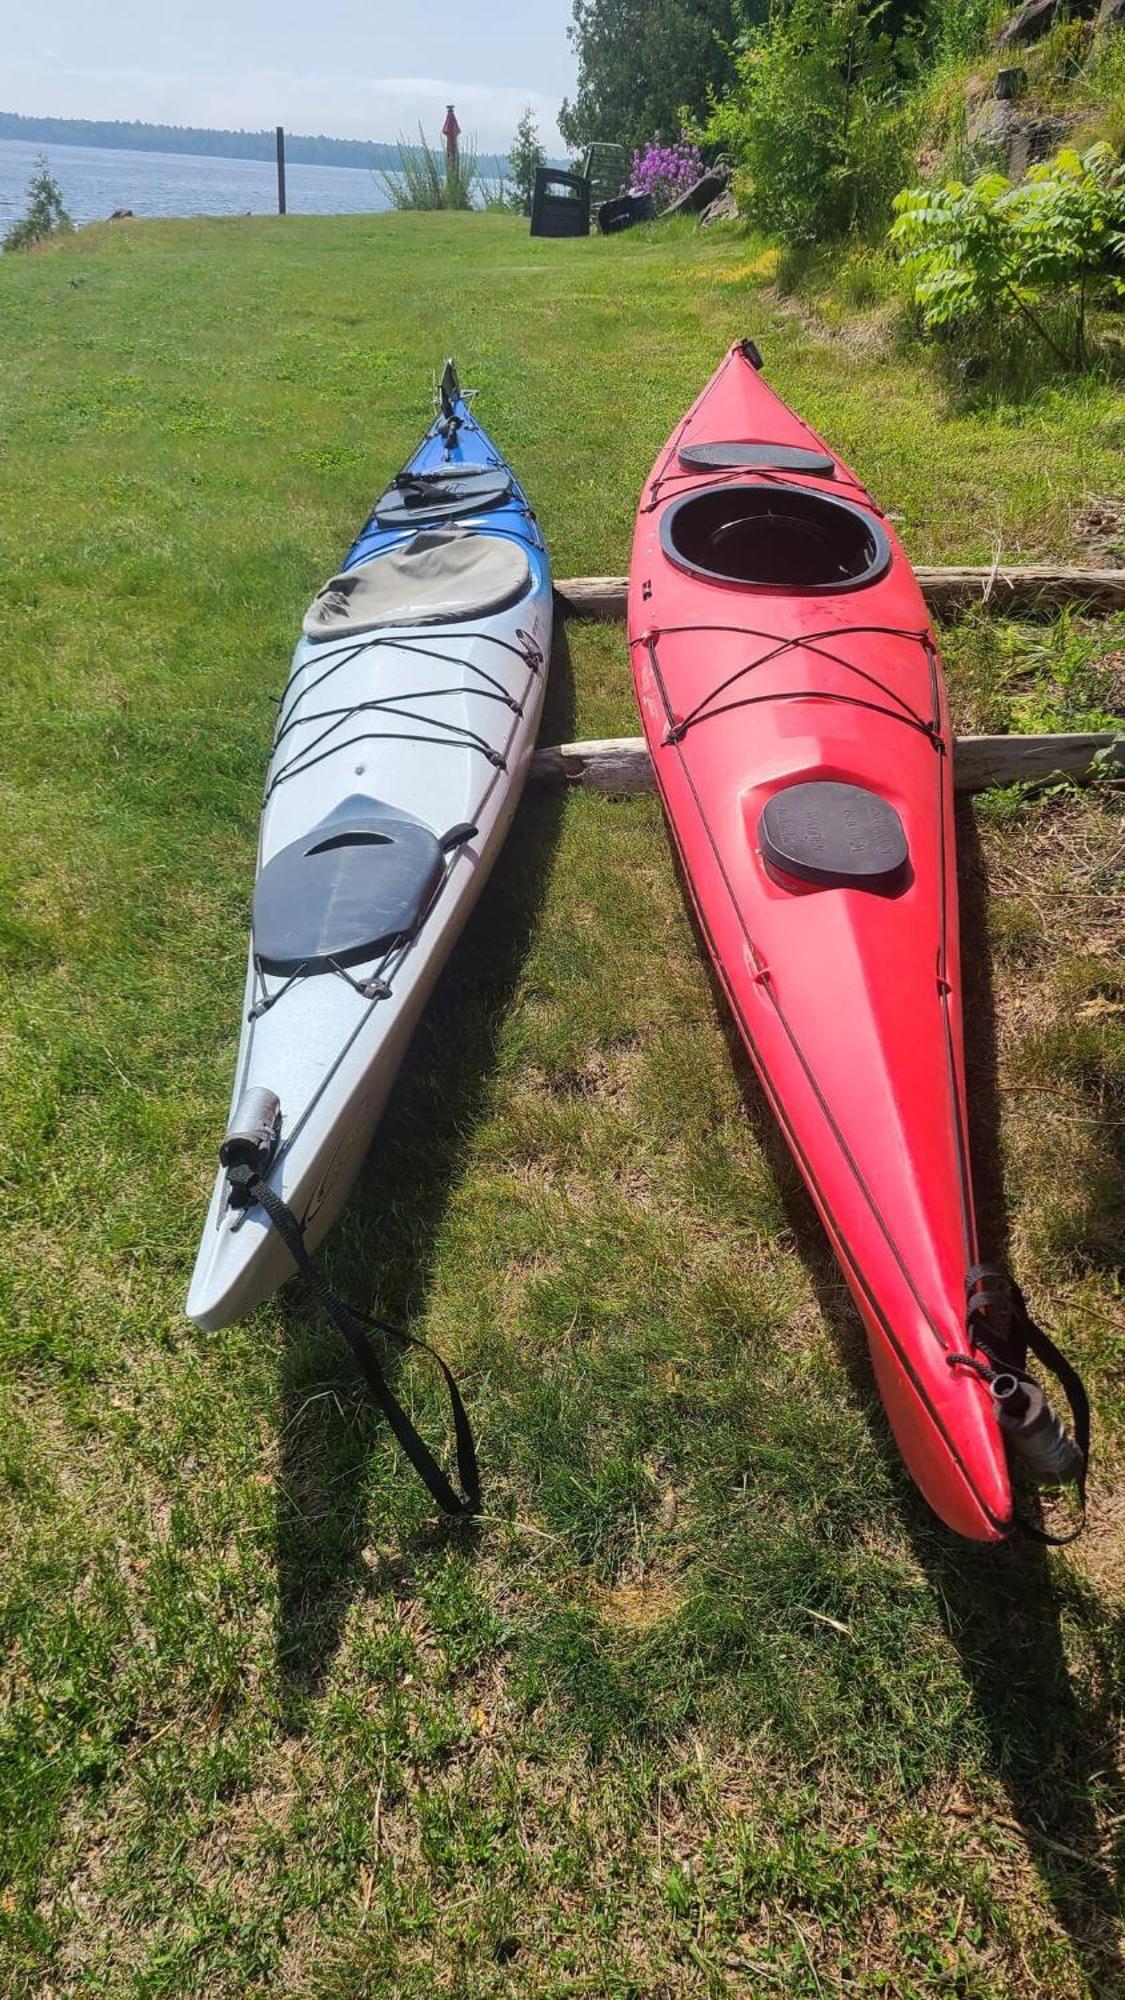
<box><xmin>956</xmin><ymin>1265</ymin><xmax>1090</xmax><ymax>1543</ymax></box>
<box><xmin>231</xmin><ymin>1169</ymin><xmax>480</xmax><ymax>1519</ymax></box>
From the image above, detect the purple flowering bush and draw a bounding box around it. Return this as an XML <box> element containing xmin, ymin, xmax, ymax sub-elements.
<box><xmin>630</xmin><ymin>136</ymin><xmax>704</xmax><ymax>210</ymax></box>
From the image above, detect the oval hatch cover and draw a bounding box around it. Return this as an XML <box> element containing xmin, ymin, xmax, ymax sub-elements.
<box><xmin>678</xmin><ymin>441</ymin><xmax>836</xmax><ymax>476</ymax></box>
<box><xmin>759</xmin><ymin>781</ymin><xmax>908</xmax><ymax>889</ymax></box>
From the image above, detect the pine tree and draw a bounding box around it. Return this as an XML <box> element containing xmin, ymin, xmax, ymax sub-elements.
<box><xmin>3</xmin><ymin>156</ymin><xmax>72</xmax><ymax>252</ymax></box>
<box><xmin>508</xmin><ymin>107</ymin><xmax>546</xmax><ymax>215</ymax></box>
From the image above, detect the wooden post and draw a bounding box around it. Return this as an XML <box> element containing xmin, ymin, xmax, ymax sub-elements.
<box><xmin>276</xmin><ymin>126</ymin><xmax>287</xmax><ymax>216</ymax></box>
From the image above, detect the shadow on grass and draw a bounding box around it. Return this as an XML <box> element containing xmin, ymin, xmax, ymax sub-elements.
<box><xmin>670</xmin><ymin>804</ymin><xmax>1123</xmax><ymax>1991</ymax></box>
<box><xmin>272</xmin><ymin>622</ymin><xmax>575</xmax><ymax>1720</ymax></box>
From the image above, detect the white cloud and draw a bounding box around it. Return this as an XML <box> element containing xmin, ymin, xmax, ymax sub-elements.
<box><xmin>4</xmin><ymin>55</ymin><xmax>568</xmax><ymax>154</ymax></box>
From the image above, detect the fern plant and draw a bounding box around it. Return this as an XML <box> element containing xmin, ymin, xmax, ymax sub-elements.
<box><xmin>891</xmin><ymin>143</ymin><xmax>1125</xmax><ymax>368</ymax></box>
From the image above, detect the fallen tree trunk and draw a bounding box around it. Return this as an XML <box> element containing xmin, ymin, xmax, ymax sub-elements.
<box><xmin>530</xmin><ymin>731</ymin><xmax>1123</xmax><ymax>796</ymax></box>
<box><xmin>555</xmin><ymin>566</ymin><xmax>1125</xmax><ymax>621</ymax></box>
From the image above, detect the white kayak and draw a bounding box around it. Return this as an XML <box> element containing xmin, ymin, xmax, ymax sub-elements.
<box><xmin>187</xmin><ymin>363</ymin><xmax>551</xmax><ymax>1331</ymax></box>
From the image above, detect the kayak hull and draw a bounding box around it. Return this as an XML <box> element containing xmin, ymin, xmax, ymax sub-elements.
<box><xmin>629</xmin><ymin>343</ymin><xmax>1013</xmax><ymax>1540</ymax></box>
<box><xmin>188</xmin><ymin>377</ymin><xmax>551</xmax><ymax>1330</ymax></box>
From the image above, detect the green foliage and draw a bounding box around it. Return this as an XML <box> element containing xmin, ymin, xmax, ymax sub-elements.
<box><xmin>559</xmin><ymin>0</ymin><xmax>744</xmax><ymax>151</ymax></box>
<box><xmin>891</xmin><ymin>142</ymin><xmax>1125</xmax><ymax>367</ymax></box>
<box><xmin>703</xmin><ymin>0</ymin><xmax>909</xmax><ymax>246</ymax></box>
<box><xmin>3</xmin><ymin>156</ymin><xmax>71</xmax><ymax>254</ymax></box>
<box><xmin>379</xmin><ymin>126</ymin><xmax>481</xmax><ymax>212</ymax></box>
<box><xmin>507</xmin><ymin>106</ymin><xmax>546</xmax><ymax>216</ymax></box>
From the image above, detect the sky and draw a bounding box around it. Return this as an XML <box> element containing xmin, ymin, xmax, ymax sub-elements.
<box><xmin>1</xmin><ymin>0</ymin><xmax>577</xmax><ymax>151</ymax></box>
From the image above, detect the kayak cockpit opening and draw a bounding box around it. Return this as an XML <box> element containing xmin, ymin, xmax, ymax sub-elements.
<box><xmin>660</xmin><ymin>482</ymin><xmax>891</xmax><ymax>593</ymax></box>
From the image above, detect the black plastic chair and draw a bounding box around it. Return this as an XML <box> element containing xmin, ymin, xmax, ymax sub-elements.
<box><xmin>529</xmin><ymin>168</ymin><xmax>591</xmax><ymax>238</ymax></box>
<box><xmin>597</xmin><ymin>192</ymin><xmax>654</xmax><ymax>234</ymax></box>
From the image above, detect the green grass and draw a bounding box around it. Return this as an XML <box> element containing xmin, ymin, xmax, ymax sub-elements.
<box><xmin>1</xmin><ymin>211</ymin><xmax>1123</xmax><ymax>1997</ymax></box>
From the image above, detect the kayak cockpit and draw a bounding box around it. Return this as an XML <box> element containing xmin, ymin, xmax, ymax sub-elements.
<box><xmin>659</xmin><ymin>481</ymin><xmax>891</xmax><ymax>593</ymax></box>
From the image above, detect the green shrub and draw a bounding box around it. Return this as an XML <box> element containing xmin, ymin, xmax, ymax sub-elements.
<box><xmin>703</xmin><ymin>0</ymin><xmax>909</xmax><ymax>248</ymax></box>
<box><xmin>3</xmin><ymin>155</ymin><xmax>71</xmax><ymax>252</ymax></box>
<box><xmin>891</xmin><ymin>142</ymin><xmax>1125</xmax><ymax>367</ymax></box>
<box><xmin>379</xmin><ymin>127</ymin><xmax>481</xmax><ymax>211</ymax></box>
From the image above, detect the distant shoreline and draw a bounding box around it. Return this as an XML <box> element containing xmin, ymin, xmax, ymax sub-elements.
<box><xmin>0</xmin><ymin>111</ymin><xmax>515</xmax><ymax>179</ymax></box>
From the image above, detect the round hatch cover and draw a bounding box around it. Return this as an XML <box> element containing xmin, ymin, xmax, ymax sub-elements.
<box><xmin>760</xmin><ymin>781</ymin><xmax>908</xmax><ymax>889</ymax></box>
<box><xmin>678</xmin><ymin>441</ymin><xmax>836</xmax><ymax>476</ymax></box>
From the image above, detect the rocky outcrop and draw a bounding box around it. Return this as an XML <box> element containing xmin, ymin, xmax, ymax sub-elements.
<box><xmin>699</xmin><ymin>187</ymin><xmax>739</xmax><ymax>227</ymax></box>
<box><xmin>965</xmin><ymin>70</ymin><xmax>1076</xmax><ymax>176</ymax></box>
<box><xmin>663</xmin><ymin>166</ymin><xmax>730</xmax><ymax>219</ymax></box>
<box><xmin>996</xmin><ymin>0</ymin><xmax>1114</xmax><ymax>34</ymax></box>
<box><xmin>995</xmin><ymin>66</ymin><xmax>1029</xmax><ymax>99</ymax></box>
<box><xmin>996</xmin><ymin>0</ymin><xmax>1061</xmax><ymax>47</ymax></box>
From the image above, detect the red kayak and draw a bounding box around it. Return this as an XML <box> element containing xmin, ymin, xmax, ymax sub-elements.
<box><xmin>630</xmin><ymin>342</ymin><xmax>1037</xmax><ymax>1541</ymax></box>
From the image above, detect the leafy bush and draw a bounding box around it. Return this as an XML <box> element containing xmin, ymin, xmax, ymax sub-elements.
<box><xmin>703</xmin><ymin>0</ymin><xmax>909</xmax><ymax>247</ymax></box>
<box><xmin>3</xmin><ymin>155</ymin><xmax>71</xmax><ymax>252</ymax></box>
<box><xmin>891</xmin><ymin>143</ymin><xmax>1125</xmax><ymax>367</ymax></box>
<box><xmin>379</xmin><ymin>127</ymin><xmax>480</xmax><ymax>211</ymax></box>
<box><xmin>629</xmin><ymin>135</ymin><xmax>704</xmax><ymax>208</ymax></box>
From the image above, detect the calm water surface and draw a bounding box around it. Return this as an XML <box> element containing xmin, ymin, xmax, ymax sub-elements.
<box><xmin>0</xmin><ymin>136</ymin><xmax>393</xmax><ymax>230</ymax></box>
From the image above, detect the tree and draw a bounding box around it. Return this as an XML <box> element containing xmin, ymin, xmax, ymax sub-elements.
<box><xmin>558</xmin><ymin>0</ymin><xmax>747</xmax><ymax>154</ymax></box>
<box><xmin>3</xmin><ymin>156</ymin><xmax>71</xmax><ymax>252</ymax></box>
<box><xmin>508</xmin><ymin>107</ymin><xmax>546</xmax><ymax>215</ymax></box>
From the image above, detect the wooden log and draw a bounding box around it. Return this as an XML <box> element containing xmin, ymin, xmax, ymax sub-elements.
<box><xmin>556</xmin><ymin>576</ymin><xmax>628</xmax><ymax>618</ymax></box>
<box><xmin>919</xmin><ymin>566</ymin><xmax>1125</xmax><ymax>615</ymax></box>
<box><xmin>530</xmin><ymin>732</ymin><xmax>1124</xmax><ymax>796</ymax></box>
<box><xmin>555</xmin><ymin>566</ymin><xmax>1125</xmax><ymax>622</ymax></box>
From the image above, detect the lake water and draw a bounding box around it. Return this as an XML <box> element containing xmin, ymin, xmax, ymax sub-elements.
<box><xmin>0</xmin><ymin>136</ymin><xmax>393</xmax><ymax>230</ymax></box>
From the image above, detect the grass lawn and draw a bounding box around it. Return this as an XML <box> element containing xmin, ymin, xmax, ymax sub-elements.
<box><xmin>0</xmin><ymin>210</ymin><xmax>1122</xmax><ymax>1998</ymax></box>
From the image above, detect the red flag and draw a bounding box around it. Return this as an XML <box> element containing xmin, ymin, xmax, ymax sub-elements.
<box><xmin>441</xmin><ymin>105</ymin><xmax>460</xmax><ymax>142</ymax></box>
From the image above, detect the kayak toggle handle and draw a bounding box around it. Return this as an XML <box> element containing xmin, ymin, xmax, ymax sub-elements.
<box><xmin>990</xmin><ymin>1372</ymin><xmax>1086</xmax><ymax>1488</ymax></box>
<box><xmin>220</xmin><ymin>1087</ymin><xmax>282</xmax><ymax>1206</ymax></box>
